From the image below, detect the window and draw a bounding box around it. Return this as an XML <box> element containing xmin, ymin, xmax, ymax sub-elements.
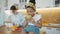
<box><xmin>19</xmin><ymin>0</ymin><xmax>27</xmax><ymax>9</ymax></box>
<box><xmin>19</xmin><ymin>0</ymin><xmax>27</xmax><ymax>3</ymax></box>
<box><xmin>55</xmin><ymin>0</ymin><xmax>60</xmax><ymax>7</ymax></box>
<box><xmin>25</xmin><ymin>0</ymin><xmax>27</xmax><ymax>2</ymax></box>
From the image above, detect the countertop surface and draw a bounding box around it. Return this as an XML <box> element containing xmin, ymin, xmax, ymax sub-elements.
<box><xmin>43</xmin><ymin>23</ymin><xmax>60</xmax><ymax>28</ymax></box>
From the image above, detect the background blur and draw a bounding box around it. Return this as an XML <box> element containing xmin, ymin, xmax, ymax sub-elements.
<box><xmin>0</xmin><ymin>0</ymin><xmax>60</xmax><ymax>34</ymax></box>
<box><xmin>0</xmin><ymin>0</ymin><xmax>60</xmax><ymax>25</ymax></box>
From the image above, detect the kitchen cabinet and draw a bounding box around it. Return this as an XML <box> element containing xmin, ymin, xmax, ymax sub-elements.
<box><xmin>40</xmin><ymin>27</ymin><xmax>60</xmax><ymax>34</ymax></box>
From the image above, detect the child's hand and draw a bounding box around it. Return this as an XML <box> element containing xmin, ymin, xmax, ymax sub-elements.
<box><xmin>5</xmin><ymin>20</ymin><xmax>12</xmax><ymax>23</ymax></box>
<box><xmin>30</xmin><ymin>18</ymin><xmax>35</xmax><ymax>24</ymax></box>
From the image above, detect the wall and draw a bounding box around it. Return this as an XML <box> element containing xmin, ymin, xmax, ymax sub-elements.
<box><xmin>0</xmin><ymin>0</ymin><xmax>6</xmax><ymax>26</ymax></box>
<box><xmin>7</xmin><ymin>0</ymin><xmax>55</xmax><ymax>9</ymax></box>
<box><xmin>8</xmin><ymin>0</ymin><xmax>19</xmax><ymax>9</ymax></box>
<box><xmin>36</xmin><ymin>0</ymin><xmax>55</xmax><ymax>8</ymax></box>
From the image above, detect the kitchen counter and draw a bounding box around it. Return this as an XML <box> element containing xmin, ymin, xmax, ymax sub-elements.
<box><xmin>0</xmin><ymin>26</ymin><xmax>21</xmax><ymax>34</ymax></box>
<box><xmin>0</xmin><ymin>31</ymin><xmax>20</xmax><ymax>34</ymax></box>
<box><xmin>43</xmin><ymin>25</ymin><xmax>60</xmax><ymax>28</ymax></box>
<box><xmin>43</xmin><ymin>23</ymin><xmax>60</xmax><ymax>28</ymax></box>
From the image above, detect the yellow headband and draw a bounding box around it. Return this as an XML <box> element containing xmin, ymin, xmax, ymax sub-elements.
<box><xmin>25</xmin><ymin>2</ymin><xmax>36</xmax><ymax>10</ymax></box>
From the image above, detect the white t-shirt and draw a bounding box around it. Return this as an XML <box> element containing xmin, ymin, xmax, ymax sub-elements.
<box><xmin>6</xmin><ymin>12</ymin><xmax>25</xmax><ymax>26</ymax></box>
<box><xmin>28</xmin><ymin>14</ymin><xmax>42</xmax><ymax>25</ymax></box>
<box><xmin>33</xmin><ymin>14</ymin><xmax>42</xmax><ymax>22</ymax></box>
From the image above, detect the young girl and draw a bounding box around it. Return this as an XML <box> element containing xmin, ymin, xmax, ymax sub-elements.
<box><xmin>21</xmin><ymin>2</ymin><xmax>42</xmax><ymax>34</ymax></box>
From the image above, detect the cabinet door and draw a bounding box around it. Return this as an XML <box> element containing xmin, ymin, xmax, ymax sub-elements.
<box><xmin>40</xmin><ymin>27</ymin><xmax>56</xmax><ymax>34</ymax></box>
<box><xmin>46</xmin><ymin>28</ymin><xmax>56</xmax><ymax>34</ymax></box>
<box><xmin>55</xmin><ymin>28</ymin><xmax>60</xmax><ymax>34</ymax></box>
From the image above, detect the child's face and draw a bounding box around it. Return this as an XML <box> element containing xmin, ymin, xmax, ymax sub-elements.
<box><xmin>26</xmin><ymin>8</ymin><xmax>35</xmax><ymax>15</ymax></box>
<box><xmin>11</xmin><ymin>10</ymin><xmax>17</xmax><ymax>13</ymax></box>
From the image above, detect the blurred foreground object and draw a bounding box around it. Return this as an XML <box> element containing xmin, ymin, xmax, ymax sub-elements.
<box><xmin>26</xmin><ymin>14</ymin><xmax>32</xmax><ymax>21</ymax></box>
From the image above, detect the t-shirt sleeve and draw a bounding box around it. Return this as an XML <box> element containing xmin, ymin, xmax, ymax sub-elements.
<box><xmin>33</xmin><ymin>14</ymin><xmax>42</xmax><ymax>22</ymax></box>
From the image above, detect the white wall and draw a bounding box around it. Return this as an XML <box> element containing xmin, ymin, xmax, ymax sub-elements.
<box><xmin>0</xmin><ymin>0</ymin><xmax>6</xmax><ymax>26</ymax></box>
<box><xmin>36</xmin><ymin>0</ymin><xmax>55</xmax><ymax>8</ymax></box>
<box><xmin>7</xmin><ymin>0</ymin><xmax>55</xmax><ymax>9</ymax></box>
<box><xmin>8</xmin><ymin>0</ymin><xmax>20</xmax><ymax>9</ymax></box>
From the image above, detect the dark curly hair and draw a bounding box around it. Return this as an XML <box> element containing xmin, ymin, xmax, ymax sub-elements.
<box><xmin>10</xmin><ymin>5</ymin><xmax>17</xmax><ymax>10</ymax></box>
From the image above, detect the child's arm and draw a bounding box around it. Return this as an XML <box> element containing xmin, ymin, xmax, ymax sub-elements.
<box><xmin>4</xmin><ymin>19</ymin><xmax>12</xmax><ymax>23</ymax></box>
<box><xmin>23</xmin><ymin>18</ymin><xmax>28</xmax><ymax>27</ymax></box>
<box><xmin>35</xmin><ymin>18</ymin><xmax>42</xmax><ymax>28</ymax></box>
<box><xmin>30</xmin><ymin>18</ymin><xmax>42</xmax><ymax>28</ymax></box>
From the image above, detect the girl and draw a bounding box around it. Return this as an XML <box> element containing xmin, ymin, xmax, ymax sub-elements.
<box><xmin>21</xmin><ymin>2</ymin><xmax>42</xmax><ymax>34</ymax></box>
